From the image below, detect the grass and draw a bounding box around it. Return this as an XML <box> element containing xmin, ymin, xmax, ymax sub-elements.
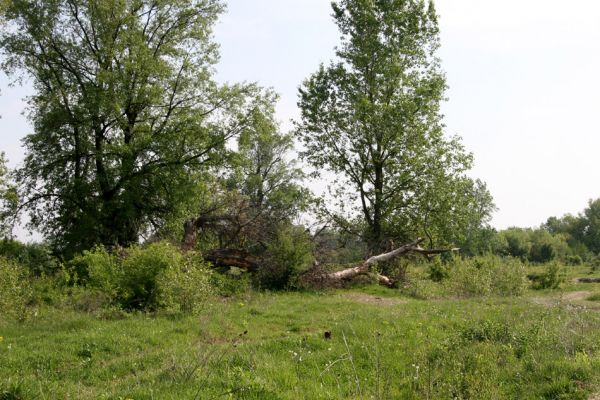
<box><xmin>2</xmin><ymin>282</ymin><xmax>600</xmax><ymax>399</ymax></box>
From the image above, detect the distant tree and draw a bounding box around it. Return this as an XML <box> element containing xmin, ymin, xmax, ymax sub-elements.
<box><xmin>500</xmin><ymin>228</ymin><xmax>532</xmax><ymax>260</ymax></box>
<box><xmin>543</xmin><ymin>203</ymin><xmax>600</xmax><ymax>259</ymax></box>
<box><xmin>1</xmin><ymin>0</ymin><xmax>262</xmax><ymax>255</ymax></box>
<box><xmin>297</xmin><ymin>0</ymin><xmax>491</xmax><ymax>252</ymax></box>
<box><xmin>581</xmin><ymin>199</ymin><xmax>600</xmax><ymax>255</ymax></box>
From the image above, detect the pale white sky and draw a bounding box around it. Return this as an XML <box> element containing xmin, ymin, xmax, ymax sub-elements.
<box><xmin>1</xmin><ymin>0</ymin><xmax>600</xmax><ymax>240</ymax></box>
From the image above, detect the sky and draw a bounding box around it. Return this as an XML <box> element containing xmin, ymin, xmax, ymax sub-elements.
<box><xmin>1</xmin><ymin>0</ymin><xmax>600</xmax><ymax>240</ymax></box>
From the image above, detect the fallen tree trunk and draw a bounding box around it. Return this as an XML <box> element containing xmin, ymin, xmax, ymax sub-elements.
<box><xmin>312</xmin><ymin>238</ymin><xmax>459</xmax><ymax>288</ymax></box>
<box><xmin>203</xmin><ymin>248</ymin><xmax>262</xmax><ymax>272</ymax></box>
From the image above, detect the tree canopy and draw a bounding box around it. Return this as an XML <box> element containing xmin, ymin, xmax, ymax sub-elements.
<box><xmin>0</xmin><ymin>0</ymin><xmax>264</xmax><ymax>255</ymax></box>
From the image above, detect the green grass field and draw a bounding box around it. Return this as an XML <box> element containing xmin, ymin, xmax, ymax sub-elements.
<box><xmin>2</xmin><ymin>266</ymin><xmax>600</xmax><ymax>399</ymax></box>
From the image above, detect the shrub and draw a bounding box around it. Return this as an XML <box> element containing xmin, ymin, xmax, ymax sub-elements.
<box><xmin>69</xmin><ymin>246</ymin><xmax>120</xmax><ymax>297</ymax></box>
<box><xmin>565</xmin><ymin>254</ymin><xmax>583</xmax><ymax>266</ymax></box>
<box><xmin>68</xmin><ymin>242</ymin><xmax>213</xmax><ymax>313</ymax></box>
<box><xmin>532</xmin><ymin>262</ymin><xmax>565</xmax><ymax>290</ymax></box>
<box><xmin>211</xmin><ymin>268</ymin><xmax>251</xmax><ymax>297</ymax></box>
<box><xmin>119</xmin><ymin>242</ymin><xmax>184</xmax><ymax>310</ymax></box>
<box><xmin>428</xmin><ymin>258</ymin><xmax>449</xmax><ymax>282</ymax></box>
<box><xmin>446</xmin><ymin>258</ymin><xmax>493</xmax><ymax>297</ymax></box>
<box><xmin>446</xmin><ymin>256</ymin><xmax>527</xmax><ymax>298</ymax></box>
<box><xmin>255</xmin><ymin>226</ymin><xmax>313</xmax><ymax>290</ymax></box>
<box><xmin>0</xmin><ymin>257</ymin><xmax>31</xmax><ymax>320</ymax></box>
<box><xmin>156</xmin><ymin>252</ymin><xmax>213</xmax><ymax>313</ymax></box>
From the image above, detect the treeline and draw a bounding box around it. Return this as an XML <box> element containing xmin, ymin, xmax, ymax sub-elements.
<box><xmin>463</xmin><ymin>199</ymin><xmax>600</xmax><ymax>266</ymax></box>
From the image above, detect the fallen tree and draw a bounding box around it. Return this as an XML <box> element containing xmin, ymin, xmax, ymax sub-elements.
<box><xmin>303</xmin><ymin>238</ymin><xmax>459</xmax><ymax>288</ymax></box>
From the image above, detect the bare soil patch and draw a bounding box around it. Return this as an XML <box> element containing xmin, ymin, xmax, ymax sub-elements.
<box><xmin>340</xmin><ymin>292</ymin><xmax>408</xmax><ymax>306</ymax></box>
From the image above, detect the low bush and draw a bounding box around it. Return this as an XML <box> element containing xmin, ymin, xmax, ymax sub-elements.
<box><xmin>446</xmin><ymin>256</ymin><xmax>528</xmax><ymax>298</ymax></box>
<box><xmin>0</xmin><ymin>257</ymin><xmax>32</xmax><ymax>320</ymax></box>
<box><xmin>565</xmin><ymin>254</ymin><xmax>583</xmax><ymax>266</ymax></box>
<box><xmin>428</xmin><ymin>257</ymin><xmax>450</xmax><ymax>282</ymax></box>
<box><xmin>532</xmin><ymin>262</ymin><xmax>565</xmax><ymax>290</ymax></box>
<box><xmin>156</xmin><ymin>252</ymin><xmax>213</xmax><ymax>314</ymax></box>
<box><xmin>210</xmin><ymin>268</ymin><xmax>252</xmax><ymax>297</ymax></box>
<box><xmin>406</xmin><ymin>255</ymin><xmax>528</xmax><ymax>299</ymax></box>
<box><xmin>69</xmin><ymin>246</ymin><xmax>120</xmax><ymax>297</ymax></box>
<box><xmin>67</xmin><ymin>242</ymin><xmax>213</xmax><ymax>313</ymax></box>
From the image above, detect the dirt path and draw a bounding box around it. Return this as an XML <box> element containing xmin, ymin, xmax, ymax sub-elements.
<box><xmin>530</xmin><ymin>290</ymin><xmax>600</xmax><ymax>311</ymax></box>
<box><xmin>340</xmin><ymin>292</ymin><xmax>408</xmax><ymax>306</ymax></box>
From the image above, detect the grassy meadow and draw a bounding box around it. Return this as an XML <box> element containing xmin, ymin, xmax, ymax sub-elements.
<box><xmin>2</xmin><ymin>264</ymin><xmax>600</xmax><ymax>399</ymax></box>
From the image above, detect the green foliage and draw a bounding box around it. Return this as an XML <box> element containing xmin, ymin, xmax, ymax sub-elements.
<box><xmin>254</xmin><ymin>226</ymin><xmax>314</xmax><ymax>290</ymax></box>
<box><xmin>68</xmin><ymin>242</ymin><xmax>213</xmax><ymax>313</ymax></box>
<box><xmin>210</xmin><ymin>269</ymin><xmax>252</xmax><ymax>297</ymax></box>
<box><xmin>496</xmin><ymin>227</ymin><xmax>571</xmax><ymax>264</ymax></box>
<box><xmin>0</xmin><ymin>0</ymin><xmax>264</xmax><ymax>256</ymax></box>
<box><xmin>500</xmin><ymin>228</ymin><xmax>532</xmax><ymax>260</ymax></box>
<box><xmin>230</xmin><ymin>100</ymin><xmax>310</xmax><ymax>224</ymax></box>
<box><xmin>532</xmin><ymin>262</ymin><xmax>565</xmax><ymax>290</ymax></box>
<box><xmin>0</xmin><ymin>239</ymin><xmax>60</xmax><ymax>276</ymax></box>
<box><xmin>297</xmin><ymin>0</ymin><xmax>493</xmax><ymax>251</ymax></box>
<box><xmin>450</xmin><ymin>256</ymin><xmax>528</xmax><ymax>297</ymax></box>
<box><xmin>156</xmin><ymin>252</ymin><xmax>213</xmax><ymax>314</ymax></box>
<box><xmin>581</xmin><ymin>198</ymin><xmax>600</xmax><ymax>254</ymax></box>
<box><xmin>0</xmin><ymin>257</ymin><xmax>31</xmax><ymax>320</ymax></box>
<box><xmin>565</xmin><ymin>254</ymin><xmax>583</xmax><ymax>266</ymax></box>
<box><xmin>427</xmin><ymin>257</ymin><xmax>449</xmax><ymax>282</ymax></box>
<box><xmin>542</xmin><ymin>199</ymin><xmax>600</xmax><ymax>260</ymax></box>
<box><xmin>69</xmin><ymin>245</ymin><xmax>119</xmax><ymax>297</ymax></box>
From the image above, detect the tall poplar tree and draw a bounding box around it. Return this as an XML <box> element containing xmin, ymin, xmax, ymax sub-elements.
<box><xmin>297</xmin><ymin>0</ymin><xmax>493</xmax><ymax>251</ymax></box>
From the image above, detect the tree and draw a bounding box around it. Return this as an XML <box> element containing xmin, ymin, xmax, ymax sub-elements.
<box><xmin>1</xmin><ymin>0</ymin><xmax>261</xmax><ymax>255</ymax></box>
<box><xmin>228</xmin><ymin>97</ymin><xmax>310</xmax><ymax>228</ymax></box>
<box><xmin>181</xmin><ymin>97</ymin><xmax>311</xmax><ymax>251</ymax></box>
<box><xmin>297</xmin><ymin>0</ymin><xmax>491</xmax><ymax>252</ymax></box>
<box><xmin>581</xmin><ymin>199</ymin><xmax>600</xmax><ymax>255</ymax></box>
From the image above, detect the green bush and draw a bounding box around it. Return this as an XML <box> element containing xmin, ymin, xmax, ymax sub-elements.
<box><xmin>69</xmin><ymin>246</ymin><xmax>120</xmax><ymax>298</ymax></box>
<box><xmin>156</xmin><ymin>252</ymin><xmax>213</xmax><ymax>313</ymax></box>
<box><xmin>254</xmin><ymin>226</ymin><xmax>313</xmax><ymax>290</ymax></box>
<box><xmin>532</xmin><ymin>262</ymin><xmax>565</xmax><ymax>290</ymax></box>
<box><xmin>211</xmin><ymin>268</ymin><xmax>252</xmax><ymax>297</ymax></box>
<box><xmin>119</xmin><ymin>242</ymin><xmax>186</xmax><ymax>310</ymax></box>
<box><xmin>565</xmin><ymin>254</ymin><xmax>583</xmax><ymax>266</ymax></box>
<box><xmin>428</xmin><ymin>258</ymin><xmax>449</xmax><ymax>282</ymax></box>
<box><xmin>0</xmin><ymin>257</ymin><xmax>31</xmax><ymax>320</ymax></box>
<box><xmin>67</xmin><ymin>242</ymin><xmax>213</xmax><ymax>313</ymax></box>
<box><xmin>446</xmin><ymin>256</ymin><xmax>527</xmax><ymax>298</ymax></box>
<box><xmin>447</xmin><ymin>257</ymin><xmax>493</xmax><ymax>297</ymax></box>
